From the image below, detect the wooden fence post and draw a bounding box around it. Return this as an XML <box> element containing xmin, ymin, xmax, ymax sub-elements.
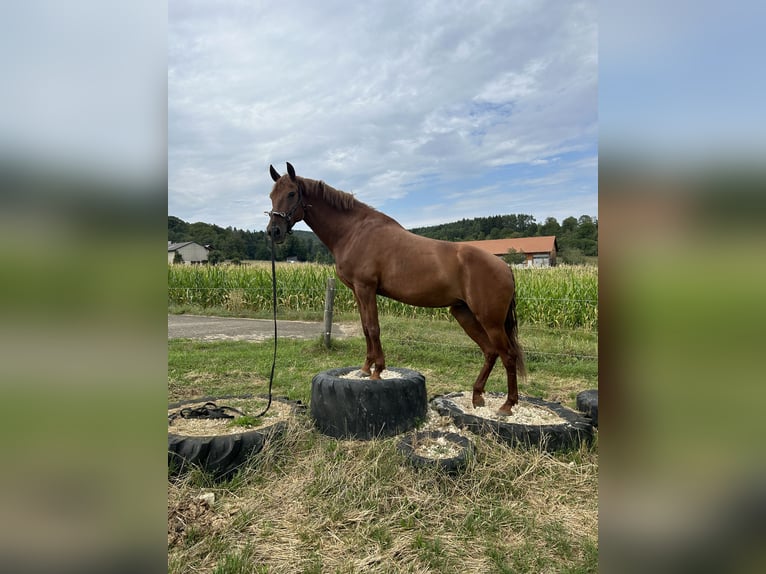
<box><xmin>323</xmin><ymin>276</ymin><xmax>336</xmax><ymax>349</ymax></box>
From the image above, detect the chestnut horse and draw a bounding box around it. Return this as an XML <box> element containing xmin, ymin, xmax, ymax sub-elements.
<box><xmin>267</xmin><ymin>162</ymin><xmax>525</xmax><ymax>414</ymax></box>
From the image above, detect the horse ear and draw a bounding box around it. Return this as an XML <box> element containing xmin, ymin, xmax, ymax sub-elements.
<box><xmin>270</xmin><ymin>165</ymin><xmax>281</xmax><ymax>182</ymax></box>
<box><xmin>286</xmin><ymin>162</ymin><xmax>296</xmax><ymax>181</ymax></box>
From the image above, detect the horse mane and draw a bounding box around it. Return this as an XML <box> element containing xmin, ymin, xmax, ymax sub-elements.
<box><xmin>301</xmin><ymin>176</ymin><xmax>402</xmax><ymax>228</ymax></box>
<box><xmin>304</xmin><ymin>178</ymin><xmax>363</xmax><ymax>212</ymax></box>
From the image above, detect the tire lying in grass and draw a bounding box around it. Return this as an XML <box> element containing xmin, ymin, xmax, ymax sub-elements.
<box><xmin>168</xmin><ymin>395</ymin><xmax>304</xmax><ymax>480</ymax></box>
<box><xmin>431</xmin><ymin>392</ymin><xmax>593</xmax><ymax>452</ymax></box>
<box><xmin>310</xmin><ymin>367</ymin><xmax>427</xmax><ymax>440</ymax></box>
<box><xmin>398</xmin><ymin>430</ymin><xmax>475</xmax><ymax>473</ymax></box>
<box><xmin>576</xmin><ymin>389</ymin><xmax>599</xmax><ymax>427</ymax></box>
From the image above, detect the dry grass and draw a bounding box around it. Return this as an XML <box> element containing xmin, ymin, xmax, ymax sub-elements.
<box><xmin>168</xmin><ymin>414</ymin><xmax>598</xmax><ymax>573</ymax></box>
<box><xmin>168</xmin><ymin>314</ymin><xmax>598</xmax><ymax>572</ymax></box>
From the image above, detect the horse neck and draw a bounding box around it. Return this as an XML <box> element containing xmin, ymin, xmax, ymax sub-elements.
<box><xmin>301</xmin><ymin>179</ymin><xmax>363</xmax><ymax>253</ymax></box>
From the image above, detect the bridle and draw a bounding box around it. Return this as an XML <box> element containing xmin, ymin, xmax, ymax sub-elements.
<box><xmin>266</xmin><ymin>179</ymin><xmax>310</xmax><ymax>235</ymax></box>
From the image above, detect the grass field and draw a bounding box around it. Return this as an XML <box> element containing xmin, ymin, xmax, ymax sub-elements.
<box><xmin>168</xmin><ymin>314</ymin><xmax>598</xmax><ymax>573</ymax></box>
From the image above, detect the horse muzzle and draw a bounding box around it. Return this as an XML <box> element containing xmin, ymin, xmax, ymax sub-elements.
<box><xmin>266</xmin><ymin>218</ymin><xmax>288</xmax><ymax>244</ymax></box>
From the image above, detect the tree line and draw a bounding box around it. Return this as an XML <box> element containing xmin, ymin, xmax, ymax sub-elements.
<box><xmin>410</xmin><ymin>214</ymin><xmax>598</xmax><ymax>263</ymax></box>
<box><xmin>168</xmin><ymin>216</ymin><xmax>333</xmax><ymax>264</ymax></box>
<box><xmin>169</xmin><ymin>212</ymin><xmax>597</xmax><ymax>264</ymax></box>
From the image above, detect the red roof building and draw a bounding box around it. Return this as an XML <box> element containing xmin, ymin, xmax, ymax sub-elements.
<box><xmin>458</xmin><ymin>236</ymin><xmax>558</xmax><ymax>267</ymax></box>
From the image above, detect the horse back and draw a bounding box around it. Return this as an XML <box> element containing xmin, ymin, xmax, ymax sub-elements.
<box><xmin>335</xmin><ymin>223</ymin><xmax>513</xmax><ymax>310</ymax></box>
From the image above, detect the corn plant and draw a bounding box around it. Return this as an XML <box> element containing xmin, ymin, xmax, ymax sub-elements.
<box><xmin>168</xmin><ymin>263</ymin><xmax>597</xmax><ymax>330</ymax></box>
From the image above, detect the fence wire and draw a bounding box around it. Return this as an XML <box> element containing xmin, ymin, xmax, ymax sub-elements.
<box><xmin>169</xmin><ymin>265</ymin><xmax>598</xmax><ymax>332</ymax></box>
<box><xmin>168</xmin><ymin>286</ymin><xmax>597</xmax><ymax>304</ymax></box>
<box><xmin>381</xmin><ymin>335</ymin><xmax>598</xmax><ymax>362</ymax></box>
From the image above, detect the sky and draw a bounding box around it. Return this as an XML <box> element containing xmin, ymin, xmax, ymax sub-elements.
<box><xmin>168</xmin><ymin>0</ymin><xmax>597</xmax><ymax>233</ymax></box>
<box><xmin>600</xmin><ymin>0</ymin><xmax>766</xmax><ymax>165</ymax></box>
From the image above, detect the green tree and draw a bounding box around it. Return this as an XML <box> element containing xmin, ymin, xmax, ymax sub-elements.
<box><xmin>168</xmin><ymin>216</ymin><xmax>191</xmax><ymax>243</ymax></box>
<box><xmin>522</xmin><ymin>215</ymin><xmax>537</xmax><ymax>232</ymax></box>
<box><xmin>577</xmin><ymin>215</ymin><xmax>597</xmax><ymax>239</ymax></box>
<box><xmin>208</xmin><ymin>250</ymin><xmax>224</xmax><ymax>265</ymax></box>
<box><xmin>540</xmin><ymin>217</ymin><xmax>561</xmax><ymax>236</ymax></box>
<box><xmin>560</xmin><ymin>247</ymin><xmax>585</xmax><ymax>265</ymax></box>
<box><xmin>503</xmin><ymin>248</ymin><xmax>526</xmax><ymax>266</ymax></box>
<box><xmin>561</xmin><ymin>216</ymin><xmax>578</xmax><ymax>234</ymax></box>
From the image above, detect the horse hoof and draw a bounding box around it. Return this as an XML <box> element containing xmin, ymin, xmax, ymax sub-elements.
<box><xmin>472</xmin><ymin>394</ymin><xmax>485</xmax><ymax>408</ymax></box>
<box><xmin>497</xmin><ymin>404</ymin><xmax>514</xmax><ymax>416</ymax></box>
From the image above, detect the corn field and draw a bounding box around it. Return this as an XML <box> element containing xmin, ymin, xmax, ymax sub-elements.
<box><xmin>168</xmin><ymin>263</ymin><xmax>597</xmax><ymax>330</ymax></box>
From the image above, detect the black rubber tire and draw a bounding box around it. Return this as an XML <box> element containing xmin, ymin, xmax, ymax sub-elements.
<box><xmin>397</xmin><ymin>430</ymin><xmax>475</xmax><ymax>473</ymax></box>
<box><xmin>431</xmin><ymin>392</ymin><xmax>593</xmax><ymax>452</ymax></box>
<box><xmin>168</xmin><ymin>395</ymin><xmax>304</xmax><ymax>480</ymax></box>
<box><xmin>310</xmin><ymin>367</ymin><xmax>428</xmax><ymax>440</ymax></box>
<box><xmin>576</xmin><ymin>389</ymin><xmax>598</xmax><ymax>427</ymax></box>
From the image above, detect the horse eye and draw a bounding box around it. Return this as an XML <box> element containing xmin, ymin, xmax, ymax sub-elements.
<box><xmin>288</xmin><ymin>191</ymin><xmax>296</xmax><ymax>198</ymax></box>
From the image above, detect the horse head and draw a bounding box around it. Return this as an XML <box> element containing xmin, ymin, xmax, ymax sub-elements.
<box><xmin>266</xmin><ymin>162</ymin><xmax>308</xmax><ymax>244</ymax></box>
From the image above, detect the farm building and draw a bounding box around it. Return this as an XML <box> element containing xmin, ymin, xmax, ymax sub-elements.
<box><xmin>168</xmin><ymin>241</ymin><xmax>209</xmax><ymax>264</ymax></box>
<box><xmin>459</xmin><ymin>236</ymin><xmax>559</xmax><ymax>267</ymax></box>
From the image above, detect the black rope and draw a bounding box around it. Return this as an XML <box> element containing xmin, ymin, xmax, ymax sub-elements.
<box><xmin>168</xmin><ymin>401</ymin><xmax>244</xmax><ymax>424</ymax></box>
<box><xmin>252</xmin><ymin>232</ymin><xmax>278</xmax><ymax>418</ymax></box>
<box><xmin>168</xmin><ymin>234</ymin><xmax>279</xmax><ymax>425</ymax></box>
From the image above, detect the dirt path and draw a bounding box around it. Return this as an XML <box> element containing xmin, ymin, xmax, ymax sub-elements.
<box><xmin>168</xmin><ymin>314</ymin><xmax>359</xmax><ymax>342</ymax></box>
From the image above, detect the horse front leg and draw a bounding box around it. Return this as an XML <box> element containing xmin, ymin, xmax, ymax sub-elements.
<box><xmin>354</xmin><ymin>285</ymin><xmax>385</xmax><ymax>379</ymax></box>
<box><xmin>359</xmin><ymin>326</ymin><xmax>377</xmax><ymax>378</ymax></box>
<box><xmin>352</xmin><ymin>291</ymin><xmax>374</xmax><ymax>377</ymax></box>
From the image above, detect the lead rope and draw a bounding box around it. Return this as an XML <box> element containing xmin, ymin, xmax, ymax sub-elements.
<box><xmin>169</xmin><ymin>236</ymin><xmax>278</xmax><ymax>425</ymax></box>
<box><xmin>252</xmin><ymin>232</ymin><xmax>278</xmax><ymax>418</ymax></box>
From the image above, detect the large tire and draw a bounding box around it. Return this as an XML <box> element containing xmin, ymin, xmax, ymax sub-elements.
<box><xmin>431</xmin><ymin>392</ymin><xmax>593</xmax><ymax>452</ymax></box>
<box><xmin>398</xmin><ymin>430</ymin><xmax>475</xmax><ymax>473</ymax></box>
<box><xmin>310</xmin><ymin>367</ymin><xmax>428</xmax><ymax>439</ymax></box>
<box><xmin>576</xmin><ymin>389</ymin><xmax>598</xmax><ymax>427</ymax></box>
<box><xmin>168</xmin><ymin>395</ymin><xmax>302</xmax><ymax>480</ymax></box>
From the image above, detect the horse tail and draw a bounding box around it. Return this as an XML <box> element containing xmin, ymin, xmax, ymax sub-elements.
<box><xmin>506</xmin><ymin>292</ymin><xmax>526</xmax><ymax>379</ymax></box>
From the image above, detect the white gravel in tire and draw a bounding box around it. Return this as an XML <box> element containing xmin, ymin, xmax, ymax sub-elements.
<box><xmin>168</xmin><ymin>398</ymin><xmax>294</xmax><ymax>436</ymax></box>
<box><xmin>411</xmin><ymin>435</ymin><xmax>463</xmax><ymax>459</ymax></box>
<box><xmin>448</xmin><ymin>393</ymin><xmax>566</xmax><ymax>425</ymax></box>
<box><xmin>338</xmin><ymin>369</ymin><xmax>405</xmax><ymax>379</ymax></box>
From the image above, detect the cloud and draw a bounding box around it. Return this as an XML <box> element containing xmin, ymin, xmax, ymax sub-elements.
<box><xmin>600</xmin><ymin>0</ymin><xmax>766</xmax><ymax>162</ymax></box>
<box><xmin>169</xmin><ymin>0</ymin><xmax>597</xmax><ymax>231</ymax></box>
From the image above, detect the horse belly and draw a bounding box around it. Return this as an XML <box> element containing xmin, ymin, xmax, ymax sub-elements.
<box><xmin>377</xmin><ymin>273</ymin><xmax>458</xmax><ymax>308</ymax></box>
<box><xmin>376</xmin><ymin>239</ymin><xmax>464</xmax><ymax>307</ymax></box>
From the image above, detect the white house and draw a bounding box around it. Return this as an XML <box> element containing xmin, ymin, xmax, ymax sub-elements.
<box><xmin>168</xmin><ymin>241</ymin><xmax>209</xmax><ymax>264</ymax></box>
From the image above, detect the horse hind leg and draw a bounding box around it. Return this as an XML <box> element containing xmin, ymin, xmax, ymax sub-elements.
<box><xmin>497</xmin><ymin>351</ymin><xmax>519</xmax><ymax>415</ymax></box>
<box><xmin>472</xmin><ymin>355</ymin><xmax>499</xmax><ymax>408</ymax></box>
<box><xmin>450</xmin><ymin>303</ymin><xmax>497</xmax><ymax>408</ymax></box>
<box><xmin>485</xmin><ymin>325</ymin><xmax>520</xmax><ymax>415</ymax></box>
<box><xmin>459</xmin><ymin>302</ymin><xmax>521</xmax><ymax>415</ymax></box>
<box><xmin>497</xmin><ymin>295</ymin><xmax>525</xmax><ymax>414</ymax></box>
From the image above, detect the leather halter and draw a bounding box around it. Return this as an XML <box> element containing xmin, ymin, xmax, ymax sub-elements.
<box><xmin>266</xmin><ymin>179</ymin><xmax>310</xmax><ymax>234</ymax></box>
